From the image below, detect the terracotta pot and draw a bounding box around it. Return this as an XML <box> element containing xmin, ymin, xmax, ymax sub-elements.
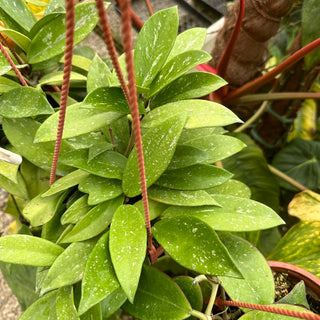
<box><xmin>268</xmin><ymin>261</ymin><xmax>320</xmax><ymax>300</ymax></box>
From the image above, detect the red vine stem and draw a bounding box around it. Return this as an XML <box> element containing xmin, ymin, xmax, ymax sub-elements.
<box><xmin>0</xmin><ymin>42</ymin><xmax>27</xmax><ymax>86</ymax></box>
<box><xmin>215</xmin><ymin>297</ymin><xmax>320</xmax><ymax>320</ymax></box>
<box><xmin>49</xmin><ymin>0</ymin><xmax>75</xmax><ymax>185</ymax></box>
<box><xmin>224</xmin><ymin>37</ymin><xmax>320</xmax><ymax>103</ymax></box>
<box><xmin>144</xmin><ymin>0</ymin><xmax>154</xmax><ymax>16</ymax></box>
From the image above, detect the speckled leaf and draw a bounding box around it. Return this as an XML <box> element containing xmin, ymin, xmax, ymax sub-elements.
<box><xmin>41</xmin><ymin>240</ymin><xmax>95</xmax><ymax>294</ymax></box>
<box><xmin>206</xmin><ymin>179</ymin><xmax>251</xmax><ymax>198</ymax></box>
<box><xmin>218</xmin><ymin>234</ymin><xmax>274</xmax><ymax>305</ymax></box>
<box><xmin>0</xmin><ymin>235</ymin><xmax>63</xmax><ymax>266</ymax></box>
<box><xmin>0</xmin><ymin>76</ymin><xmax>20</xmax><ymax>93</ymax></box>
<box><xmin>59</xmin><ymin>149</ymin><xmax>126</xmax><ymax>180</ymax></box>
<box><xmin>150</xmin><ymin>72</ymin><xmax>226</xmax><ymax>108</ymax></box>
<box><xmin>34</xmin><ymin>103</ymin><xmax>124</xmax><ymax>142</ymax></box>
<box><xmin>78</xmin><ymin>175</ymin><xmax>123</xmax><ymax>205</ymax></box>
<box><xmin>38</xmin><ymin>71</ymin><xmax>86</xmax><ymax>86</ymax></box>
<box><xmin>0</xmin><ymin>87</ymin><xmax>54</xmax><ymax>118</ymax></box>
<box><xmin>141</xmin><ymin>100</ymin><xmax>242</xmax><ymax>129</ymax></box>
<box><xmin>19</xmin><ymin>291</ymin><xmax>57</xmax><ymax>320</ymax></box>
<box><xmin>268</xmin><ymin>221</ymin><xmax>320</xmax><ymax>278</ymax></box>
<box><xmin>134</xmin><ymin>198</ymin><xmax>168</xmax><ymax>221</ymax></box>
<box><xmin>78</xmin><ymin>232</ymin><xmax>119</xmax><ymax>315</ymax></box>
<box><xmin>134</xmin><ymin>7</ymin><xmax>179</xmax><ymax>87</ymax></box>
<box><xmin>0</xmin><ymin>28</ymin><xmax>30</xmax><ymax>51</ymax></box>
<box><xmin>164</xmin><ymin>195</ymin><xmax>283</xmax><ymax>231</ymax></box>
<box><xmin>0</xmin><ymin>160</ymin><xmax>19</xmax><ymax>183</ymax></box>
<box><xmin>0</xmin><ymin>171</ymin><xmax>28</xmax><ymax>199</ymax></box>
<box><xmin>59</xmin><ymin>196</ymin><xmax>124</xmax><ymax>243</ymax></box>
<box><xmin>28</xmin><ymin>2</ymin><xmax>103</xmax><ymax>63</ymax></box>
<box><xmin>179</xmin><ymin>127</ymin><xmax>226</xmax><ymax>143</ymax></box>
<box><xmin>153</xmin><ymin>215</ymin><xmax>241</xmax><ymax>277</ymax></box>
<box><xmin>148</xmin><ymin>185</ymin><xmax>220</xmax><ymax>206</ymax></box>
<box><xmin>65</xmin><ymin>131</ymin><xmax>111</xmax><ymax>150</ymax></box>
<box><xmin>100</xmin><ymin>287</ymin><xmax>127</xmax><ymax>319</ymax></box>
<box><xmin>56</xmin><ymin>286</ymin><xmax>79</xmax><ymax>320</ymax></box>
<box><xmin>109</xmin><ymin>205</ymin><xmax>147</xmax><ymax>303</ymax></box>
<box><xmin>45</xmin><ymin>0</ymin><xmax>65</xmax><ymax>15</ymax></box>
<box><xmin>43</xmin><ymin>170</ymin><xmax>90</xmax><ymax>197</ymax></box>
<box><xmin>0</xmin><ymin>52</ymin><xmax>11</xmax><ymax>75</ymax></box>
<box><xmin>80</xmin><ymin>303</ymin><xmax>102</xmax><ymax>320</ymax></box>
<box><xmin>60</xmin><ymin>54</ymin><xmax>92</xmax><ymax>72</ymax></box>
<box><xmin>278</xmin><ymin>281</ymin><xmax>309</xmax><ymax>308</ymax></box>
<box><xmin>123</xmin><ymin>266</ymin><xmax>192</xmax><ymax>320</ymax></box>
<box><xmin>122</xmin><ymin>114</ymin><xmax>187</xmax><ymax>197</ymax></box>
<box><xmin>155</xmin><ymin>164</ymin><xmax>232</xmax><ymax>190</ymax></box>
<box><xmin>148</xmin><ymin>50</ymin><xmax>211</xmax><ymax>97</ymax></box>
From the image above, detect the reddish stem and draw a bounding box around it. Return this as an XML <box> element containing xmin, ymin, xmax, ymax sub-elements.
<box><xmin>0</xmin><ymin>33</ymin><xmax>24</xmax><ymax>66</ymax></box>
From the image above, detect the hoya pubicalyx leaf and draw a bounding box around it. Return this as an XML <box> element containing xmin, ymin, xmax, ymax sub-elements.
<box><xmin>134</xmin><ymin>198</ymin><xmax>168</xmax><ymax>221</ymax></box>
<box><xmin>59</xmin><ymin>149</ymin><xmax>126</xmax><ymax>180</ymax></box>
<box><xmin>122</xmin><ymin>114</ymin><xmax>187</xmax><ymax>197</ymax></box>
<box><xmin>0</xmin><ymin>235</ymin><xmax>63</xmax><ymax>266</ymax></box>
<box><xmin>206</xmin><ymin>179</ymin><xmax>251</xmax><ymax>199</ymax></box>
<box><xmin>27</xmin><ymin>2</ymin><xmax>104</xmax><ymax>63</ymax></box>
<box><xmin>0</xmin><ymin>159</ymin><xmax>19</xmax><ymax>183</ymax></box>
<box><xmin>34</xmin><ymin>103</ymin><xmax>124</xmax><ymax>142</ymax></box>
<box><xmin>19</xmin><ymin>290</ymin><xmax>57</xmax><ymax>320</ymax></box>
<box><xmin>134</xmin><ymin>7</ymin><xmax>179</xmax><ymax>88</ymax></box>
<box><xmin>142</xmin><ymin>100</ymin><xmax>242</xmax><ymax>129</ymax></box>
<box><xmin>148</xmin><ymin>50</ymin><xmax>211</xmax><ymax>98</ymax></box>
<box><xmin>43</xmin><ymin>169</ymin><xmax>90</xmax><ymax>197</ymax></box>
<box><xmin>56</xmin><ymin>286</ymin><xmax>79</xmax><ymax>320</ymax></box>
<box><xmin>150</xmin><ymin>72</ymin><xmax>227</xmax><ymax>109</ymax></box>
<box><xmin>41</xmin><ymin>240</ymin><xmax>95</xmax><ymax>294</ymax></box>
<box><xmin>278</xmin><ymin>281</ymin><xmax>309</xmax><ymax>308</ymax></box>
<box><xmin>59</xmin><ymin>196</ymin><xmax>124</xmax><ymax>243</ymax></box>
<box><xmin>0</xmin><ymin>52</ymin><xmax>12</xmax><ymax>75</ymax></box>
<box><xmin>0</xmin><ymin>76</ymin><xmax>21</xmax><ymax>93</ymax></box>
<box><xmin>0</xmin><ymin>28</ymin><xmax>30</xmax><ymax>51</ymax></box>
<box><xmin>155</xmin><ymin>164</ymin><xmax>233</xmax><ymax>190</ymax></box>
<box><xmin>164</xmin><ymin>194</ymin><xmax>283</xmax><ymax>232</ymax></box>
<box><xmin>218</xmin><ymin>234</ymin><xmax>274</xmax><ymax>306</ymax></box>
<box><xmin>148</xmin><ymin>185</ymin><xmax>220</xmax><ymax>206</ymax></box>
<box><xmin>78</xmin><ymin>232</ymin><xmax>119</xmax><ymax>315</ymax></box>
<box><xmin>38</xmin><ymin>71</ymin><xmax>87</xmax><ymax>86</ymax></box>
<box><xmin>22</xmin><ymin>190</ymin><xmax>67</xmax><ymax>227</ymax></box>
<box><xmin>100</xmin><ymin>287</ymin><xmax>127</xmax><ymax>319</ymax></box>
<box><xmin>0</xmin><ymin>87</ymin><xmax>54</xmax><ymax>118</ymax></box>
<box><xmin>123</xmin><ymin>266</ymin><xmax>192</xmax><ymax>320</ymax></box>
<box><xmin>109</xmin><ymin>205</ymin><xmax>147</xmax><ymax>303</ymax></box>
<box><xmin>0</xmin><ymin>172</ymin><xmax>29</xmax><ymax>199</ymax></box>
<box><xmin>78</xmin><ymin>175</ymin><xmax>123</xmax><ymax>205</ymax></box>
<box><xmin>153</xmin><ymin>215</ymin><xmax>241</xmax><ymax>277</ymax></box>
<box><xmin>80</xmin><ymin>303</ymin><xmax>102</xmax><ymax>320</ymax></box>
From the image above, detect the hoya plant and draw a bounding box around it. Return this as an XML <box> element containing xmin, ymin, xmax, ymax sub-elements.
<box><xmin>0</xmin><ymin>1</ymin><xmax>316</xmax><ymax>319</ymax></box>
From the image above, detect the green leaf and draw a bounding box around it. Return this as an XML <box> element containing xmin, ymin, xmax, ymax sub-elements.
<box><xmin>59</xmin><ymin>196</ymin><xmax>124</xmax><ymax>243</ymax></box>
<box><xmin>78</xmin><ymin>175</ymin><xmax>123</xmax><ymax>205</ymax></box>
<box><xmin>0</xmin><ymin>27</ymin><xmax>30</xmax><ymax>51</ymax></box>
<box><xmin>123</xmin><ymin>266</ymin><xmax>192</xmax><ymax>320</ymax></box>
<box><xmin>134</xmin><ymin>198</ymin><xmax>168</xmax><ymax>221</ymax></box>
<box><xmin>164</xmin><ymin>195</ymin><xmax>283</xmax><ymax>232</ymax></box>
<box><xmin>142</xmin><ymin>100</ymin><xmax>242</xmax><ymax>129</ymax></box>
<box><xmin>278</xmin><ymin>281</ymin><xmax>309</xmax><ymax>309</ymax></box>
<box><xmin>205</xmin><ymin>179</ymin><xmax>251</xmax><ymax>198</ymax></box>
<box><xmin>122</xmin><ymin>114</ymin><xmax>187</xmax><ymax>197</ymax></box>
<box><xmin>100</xmin><ymin>287</ymin><xmax>127</xmax><ymax>319</ymax></box>
<box><xmin>0</xmin><ymin>76</ymin><xmax>20</xmax><ymax>93</ymax></box>
<box><xmin>0</xmin><ymin>159</ymin><xmax>19</xmax><ymax>183</ymax></box>
<box><xmin>134</xmin><ymin>7</ymin><xmax>179</xmax><ymax>87</ymax></box>
<box><xmin>41</xmin><ymin>240</ymin><xmax>95</xmax><ymax>294</ymax></box>
<box><xmin>0</xmin><ymin>52</ymin><xmax>11</xmax><ymax>75</ymax></box>
<box><xmin>148</xmin><ymin>50</ymin><xmax>211</xmax><ymax>97</ymax></box>
<box><xmin>34</xmin><ymin>103</ymin><xmax>124</xmax><ymax>142</ymax></box>
<box><xmin>148</xmin><ymin>185</ymin><xmax>220</xmax><ymax>206</ymax></box>
<box><xmin>59</xmin><ymin>149</ymin><xmax>126</xmax><ymax>180</ymax></box>
<box><xmin>0</xmin><ymin>171</ymin><xmax>29</xmax><ymax>199</ymax></box>
<box><xmin>56</xmin><ymin>286</ymin><xmax>79</xmax><ymax>320</ymax></box>
<box><xmin>80</xmin><ymin>303</ymin><xmax>102</xmax><ymax>320</ymax></box>
<box><xmin>302</xmin><ymin>0</ymin><xmax>320</xmax><ymax>70</ymax></box>
<box><xmin>155</xmin><ymin>164</ymin><xmax>233</xmax><ymax>190</ymax></box>
<box><xmin>0</xmin><ymin>234</ymin><xmax>63</xmax><ymax>266</ymax></box>
<box><xmin>19</xmin><ymin>291</ymin><xmax>57</xmax><ymax>320</ymax></box>
<box><xmin>268</xmin><ymin>221</ymin><xmax>320</xmax><ymax>278</ymax></box>
<box><xmin>61</xmin><ymin>54</ymin><xmax>92</xmax><ymax>72</ymax></box>
<box><xmin>109</xmin><ymin>205</ymin><xmax>147</xmax><ymax>303</ymax></box>
<box><xmin>179</xmin><ymin>127</ymin><xmax>226</xmax><ymax>144</ymax></box>
<box><xmin>153</xmin><ymin>215</ymin><xmax>241</xmax><ymax>277</ymax></box>
<box><xmin>150</xmin><ymin>72</ymin><xmax>227</xmax><ymax>108</ymax></box>
<box><xmin>45</xmin><ymin>0</ymin><xmax>65</xmax><ymax>15</ymax></box>
<box><xmin>38</xmin><ymin>71</ymin><xmax>87</xmax><ymax>86</ymax></box>
<box><xmin>28</xmin><ymin>2</ymin><xmax>103</xmax><ymax>63</ymax></box>
<box><xmin>218</xmin><ymin>234</ymin><xmax>274</xmax><ymax>305</ymax></box>
<box><xmin>78</xmin><ymin>232</ymin><xmax>119</xmax><ymax>315</ymax></box>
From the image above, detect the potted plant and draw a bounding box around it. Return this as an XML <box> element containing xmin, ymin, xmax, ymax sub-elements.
<box><xmin>0</xmin><ymin>1</ymin><xmax>319</xmax><ymax>319</ymax></box>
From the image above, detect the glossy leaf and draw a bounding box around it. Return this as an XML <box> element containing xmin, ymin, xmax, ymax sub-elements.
<box><xmin>268</xmin><ymin>221</ymin><xmax>320</xmax><ymax>277</ymax></box>
<box><xmin>80</xmin><ymin>303</ymin><xmax>102</xmax><ymax>320</ymax></box>
<box><xmin>122</xmin><ymin>114</ymin><xmax>187</xmax><ymax>197</ymax></box>
<box><xmin>28</xmin><ymin>2</ymin><xmax>102</xmax><ymax>63</ymax></box>
<box><xmin>179</xmin><ymin>127</ymin><xmax>226</xmax><ymax>144</ymax></box>
<box><xmin>134</xmin><ymin>198</ymin><xmax>168</xmax><ymax>221</ymax></box>
<box><xmin>59</xmin><ymin>196</ymin><xmax>124</xmax><ymax>243</ymax></box>
<box><xmin>38</xmin><ymin>71</ymin><xmax>86</xmax><ymax>86</ymax></box>
<box><xmin>61</xmin><ymin>54</ymin><xmax>92</xmax><ymax>72</ymax></box>
<box><xmin>100</xmin><ymin>287</ymin><xmax>127</xmax><ymax>319</ymax></box>
<box><xmin>123</xmin><ymin>266</ymin><xmax>192</xmax><ymax>320</ymax></box>
<box><xmin>150</xmin><ymin>72</ymin><xmax>226</xmax><ymax>108</ymax></box>
<box><xmin>0</xmin><ymin>159</ymin><xmax>19</xmax><ymax>183</ymax></box>
<box><xmin>0</xmin><ymin>76</ymin><xmax>20</xmax><ymax>93</ymax></box>
<box><xmin>45</xmin><ymin>0</ymin><xmax>65</xmax><ymax>15</ymax></box>
<box><xmin>0</xmin><ymin>171</ymin><xmax>29</xmax><ymax>199</ymax></box>
<box><xmin>218</xmin><ymin>234</ymin><xmax>274</xmax><ymax>305</ymax></box>
<box><xmin>148</xmin><ymin>185</ymin><xmax>220</xmax><ymax>206</ymax></box>
<box><xmin>0</xmin><ymin>235</ymin><xmax>63</xmax><ymax>266</ymax></box>
<box><xmin>78</xmin><ymin>232</ymin><xmax>119</xmax><ymax>315</ymax></box>
<box><xmin>142</xmin><ymin>100</ymin><xmax>242</xmax><ymax>129</ymax></box>
<box><xmin>155</xmin><ymin>164</ymin><xmax>233</xmax><ymax>190</ymax></box>
<box><xmin>0</xmin><ymin>27</ymin><xmax>30</xmax><ymax>51</ymax></box>
<box><xmin>0</xmin><ymin>52</ymin><xmax>12</xmax><ymax>75</ymax></box>
<box><xmin>164</xmin><ymin>195</ymin><xmax>283</xmax><ymax>231</ymax></box>
<box><xmin>41</xmin><ymin>240</ymin><xmax>95</xmax><ymax>294</ymax></box>
<box><xmin>109</xmin><ymin>205</ymin><xmax>147</xmax><ymax>303</ymax></box>
<box><xmin>59</xmin><ymin>149</ymin><xmax>126</xmax><ymax>180</ymax></box>
<box><xmin>278</xmin><ymin>281</ymin><xmax>309</xmax><ymax>308</ymax></box>
<box><xmin>56</xmin><ymin>286</ymin><xmax>79</xmax><ymax>320</ymax></box>
<box><xmin>205</xmin><ymin>179</ymin><xmax>251</xmax><ymax>198</ymax></box>
<box><xmin>153</xmin><ymin>215</ymin><xmax>241</xmax><ymax>277</ymax></box>
<box><xmin>134</xmin><ymin>7</ymin><xmax>179</xmax><ymax>87</ymax></box>
<box><xmin>78</xmin><ymin>175</ymin><xmax>123</xmax><ymax>205</ymax></box>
